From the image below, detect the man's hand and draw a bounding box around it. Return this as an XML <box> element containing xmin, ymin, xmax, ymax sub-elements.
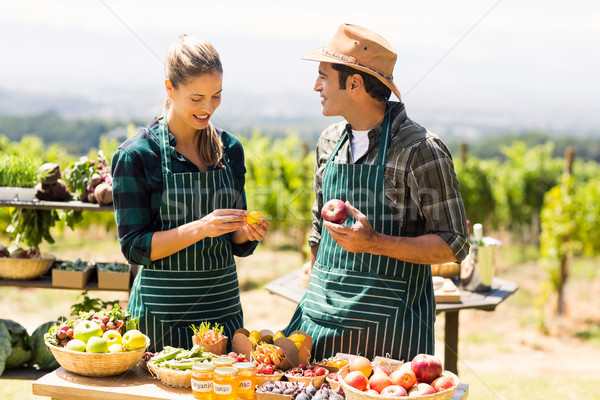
<box><xmin>323</xmin><ymin>201</ymin><xmax>379</xmax><ymax>253</ymax></box>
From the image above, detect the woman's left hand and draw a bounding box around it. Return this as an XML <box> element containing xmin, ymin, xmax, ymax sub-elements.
<box><xmin>242</xmin><ymin>217</ymin><xmax>271</xmax><ymax>242</ymax></box>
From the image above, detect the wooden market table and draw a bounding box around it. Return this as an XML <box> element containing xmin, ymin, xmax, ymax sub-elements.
<box><xmin>264</xmin><ymin>270</ymin><xmax>518</xmax><ymax>376</ymax></box>
<box><xmin>32</xmin><ymin>366</ymin><xmax>470</xmax><ymax>399</ymax></box>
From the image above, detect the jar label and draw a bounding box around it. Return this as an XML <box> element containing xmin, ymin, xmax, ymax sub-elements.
<box><xmin>214</xmin><ymin>383</ymin><xmax>233</xmax><ymax>394</ymax></box>
<box><xmin>191</xmin><ymin>379</ymin><xmax>213</xmax><ymax>392</ymax></box>
<box><xmin>239</xmin><ymin>380</ymin><xmax>252</xmax><ymax>390</ymax></box>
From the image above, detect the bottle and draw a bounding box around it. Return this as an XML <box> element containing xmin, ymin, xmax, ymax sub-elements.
<box><xmin>472</xmin><ymin>223</ymin><xmax>484</xmax><ymax>246</ymax></box>
<box><xmin>191</xmin><ymin>363</ymin><xmax>216</xmax><ymax>400</ymax></box>
<box><xmin>233</xmin><ymin>361</ymin><xmax>256</xmax><ymax>400</ymax></box>
<box><xmin>213</xmin><ymin>367</ymin><xmax>238</xmax><ymax>400</ymax></box>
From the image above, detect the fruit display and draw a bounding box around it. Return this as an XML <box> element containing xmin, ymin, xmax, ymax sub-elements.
<box><xmin>317</xmin><ymin>356</ymin><xmax>349</xmax><ymax>371</ymax></box>
<box><xmin>256</xmin><ymin>380</ymin><xmax>303</xmax><ymax>396</ymax></box>
<box><xmin>321</xmin><ymin>199</ymin><xmax>348</xmax><ymax>224</ymax></box>
<box><xmin>285</xmin><ymin>363</ymin><xmax>329</xmax><ymax>387</ymax></box>
<box><xmin>44</xmin><ymin>305</ymin><xmax>140</xmax><ymax>352</ymax></box>
<box><xmin>338</xmin><ymin>354</ymin><xmax>459</xmax><ymax>398</ymax></box>
<box><xmin>295</xmin><ymin>382</ymin><xmax>345</xmax><ymax>400</ymax></box>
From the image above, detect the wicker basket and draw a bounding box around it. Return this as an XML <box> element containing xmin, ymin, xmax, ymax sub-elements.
<box><xmin>147</xmin><ymin>362</ymin><xmax>194</xmax><ymax>388</ymax></box>
<box><xmin>255</xmin><ymin>372</ymin><xmax>284</xmax><ymax>387</ymax></box>
<box><xmin>45</xmin><ymin>336</ymin><xmax>149</xmax><ymax>377</ymax></box>
<box><xmin>326</xmin><ymin>374</ymin><xmax>341</xmax><ymax>390</ymax></box>
<box><xmin>338</xmin><ymin>365</ymin><xmax>459</xmax><ymax>400</ymax></box>
<box><xmin>0</xmin><ymin>254</ymin><xmax>55</xmax><ymax>280</ymax></box>
<box><xmin>285</xmin><ymin>369</ymin><xmax>329</xmax><ymax>388</ymax></box>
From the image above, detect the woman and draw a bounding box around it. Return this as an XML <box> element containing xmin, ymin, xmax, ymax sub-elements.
<box><xmin>111</xmin><ymin>34</ymin><xmax>270</xmax><ymax>352</ymax></box>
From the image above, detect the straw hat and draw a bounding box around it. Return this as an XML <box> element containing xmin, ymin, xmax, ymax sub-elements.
<box><xmin>302</xmin><ymin>23</ymin><xmax>401</xmax><ymax>101</ymax></box>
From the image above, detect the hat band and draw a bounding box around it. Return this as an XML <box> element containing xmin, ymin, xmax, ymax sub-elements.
<box><xmin>322</xmin><ymin>48</ymin><xmax>393</xmax><ymax>82</ymax></box>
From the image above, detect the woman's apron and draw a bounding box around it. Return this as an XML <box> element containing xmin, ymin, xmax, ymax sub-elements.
<box><xmin>285</xmin><ymin>104</ymin><xmax>434</xmax><ymax>361</ymax></box>
<box><xmin>127</xmin><ymin>120</ymin><xmax>243</xmax><ymax>352</ymax></box>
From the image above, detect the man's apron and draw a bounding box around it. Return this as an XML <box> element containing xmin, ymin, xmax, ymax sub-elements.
<box><xmin>127</xmin><ymin>120</ymin><xmax>243</xmax><ymax>352</ymax></box>
<box><xmin>285</xmin><ymin>104</ymin><xmax>434</xmax><ymax>361</ymax></box>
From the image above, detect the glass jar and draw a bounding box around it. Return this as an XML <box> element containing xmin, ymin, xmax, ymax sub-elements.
<box><xmin>213</xmin><ymin>356</ymin><xmax>236</xmax><ymax>368</ymax></box>
<box><xmin>233</xmin><ymin>362</ymin><xmax>256</xmax><ymax>400</ymax></box>
<box><xmin>191</xmin><ymin>363</ymin><xmax>216</xmax><ymax>400</ymax></box>
<box><xmin>213</xmin><ymin>367</ymin><xmax>238</xmax><ymax>400</ymax></box>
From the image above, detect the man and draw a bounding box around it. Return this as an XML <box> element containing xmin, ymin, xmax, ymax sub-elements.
<box><xmin>285</xmin><ymin>23</ymin><xmax>470</xmax><ymax>361</ymax></box>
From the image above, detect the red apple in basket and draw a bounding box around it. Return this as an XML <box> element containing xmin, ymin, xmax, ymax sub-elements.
<box><xmin>410</xmin><ymin>354</ymin><xmax>443</xmax><ymax>384</ymax></box>
<box><xmin>431</xmin><ymin>375</ymin><xmax>455</xmax><ymax>392</ymax></box>
<box><xmin>408</xmin><ymin>383</ymin><xmax>436</xmax><ymax>397</ymax></box>
<box><xmin>380</xmin><ymin>385</ymin><xmax>408</xmax><ymax>397</ymax></box>
<box><xmin>368</xmin><ymin>372</ymin><xmax>392</xmax><ymax>393</ymax></box>
<box><xmin>349</xmin><ymin>355</ymin><xmax>373</xmax><ymax>377</ymax></box>
<box><xmin>345</xmin><ymin>370</ymin><xmax>369</xmax><ymax>391</ymax></box>
<box><xmin>390</xmin><ymin>368</ymin><xmax>417</xmax><ymax>390</ymax></box>
<box><xmin>321</xmin><ymin>199</ymin><xmax>348</xmax><ymax>224</ymax></box>
<box><xmin>373</xmin><ymin>364</ymin><xmax>392</xmax><ymax>376</ymax></box>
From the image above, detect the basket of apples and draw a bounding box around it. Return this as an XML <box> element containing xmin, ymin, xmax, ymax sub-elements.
<box><xmin>338</xmin><ymin>354</ymin><xmax>459</xmax><ymax>399</ymax></box>
<box><xmin>44</xmin><ymin>305</ymin><xmax>149</xmax><ymax>377</ymax></box>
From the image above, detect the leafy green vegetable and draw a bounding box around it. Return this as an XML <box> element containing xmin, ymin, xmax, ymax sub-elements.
<box><xmin>30</xmin><ymin>321</ymin><xmax>59</xmax><ymax>370</ymax></box>
<box><xmin>55</xmin><ymin>258</ymin><xmax>90</xmax><ymax>271</ymax></box>
<box><xmin>0</xmin><ymin>319</ymin><xmax>32</xmax><ymax>370</ymax></box>
<box><xmin>96</xmin><ymin>262</ymin><xmax>129</xmax><ymax>273</ymax></box>
<box><xmin>0</xmin><ymin>322</ymin><xmax>11</xmax><ymax>375</ymax></box>
<box><xmin>0</xmin><ymin>154</ymin><xmax>42</xmax><ymax>188</ymax></box>
<box><xmin>6</xmin><ymin>208</ymin><xmax>60</xmax><ymax>248</ymax></box>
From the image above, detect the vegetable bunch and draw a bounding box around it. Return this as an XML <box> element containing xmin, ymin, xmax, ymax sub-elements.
<box><xmin>190</xmin><ymin>322</ymin><xmax>225</xmax><ymax>345</ymax></box>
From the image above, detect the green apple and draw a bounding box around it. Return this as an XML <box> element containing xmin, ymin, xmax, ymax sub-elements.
<box><xmin>65</xmin><ymin>339</ymin><xmax>87</xmax><ymax>352</ymax></box>
<box><xmin>86</xmin><ymin>336</ymin><xmax>109</xmax><ymax>353</ymax></box>
<box><xmin>73</xmin><ymin>320</ymin><xmax>103</xmax><ymax>343</ymax></box>
<box><xmin>102</xmin><ymin>329</ymin><xmax>122</xmax><ymax>346</ymax></box>
<box><xmin>109</xmin><ymin>343</ymin><xmax>126</xmax><ymax>353</ymax></box>
<box><xmin>122</xmin><ymin>329</ymin><xmax>146</xmax><ymax>351</ymax></box>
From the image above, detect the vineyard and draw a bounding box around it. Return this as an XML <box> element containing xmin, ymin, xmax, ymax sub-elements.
<box><xmin>2</xmin><ymin>131</ymin><xmax>600</xmax><ymax>330</ymax></box>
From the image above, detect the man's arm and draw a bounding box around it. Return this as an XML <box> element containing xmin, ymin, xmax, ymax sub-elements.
<box><xmin>324</xmin><ymin>202</ymin><xmax>457</xmax><ymax>265</ymax></box>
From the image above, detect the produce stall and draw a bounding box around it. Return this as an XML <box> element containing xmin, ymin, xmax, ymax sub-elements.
<box><xmin>33</xmin><ymin>366</ymin><xmax>470</xmax><ymax>400</ymax></box>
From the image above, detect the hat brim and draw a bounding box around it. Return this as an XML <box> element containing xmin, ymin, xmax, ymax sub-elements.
<box><xmin>302</xmin><ymin>47</ymin><xmax>401</xmax><ymax>101</ymax></box>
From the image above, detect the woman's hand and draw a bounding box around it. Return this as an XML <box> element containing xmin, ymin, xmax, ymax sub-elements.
<box><xmin>197</xmin><ymin>209</ymin><xmax>248</xmax><ymax>238</ymax></box>
<box><xmin>241</xmin><ymin>216</ymin><xmax>271</xmax><ymax>242</ymax></box>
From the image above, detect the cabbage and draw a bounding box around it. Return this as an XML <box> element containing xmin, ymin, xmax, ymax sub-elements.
<box><xmin>30</xmin><ymin>321</ymin><xmax>59</xmax><ymax>370</ymax></box>
<box><xmin>0</xmin><ymin>323</ymin><xmax>11</xmax><ymax>375</ymax></box>
<box><xmin>0</xmin><ymin>319</ymin><xmax>32</xmax><ymax>370</ymax></box>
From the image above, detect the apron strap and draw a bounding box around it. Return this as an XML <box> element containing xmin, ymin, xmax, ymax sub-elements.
<box><xmin>327</xmin><ymin>102</ymin><xmax>392</xmax><ymax>166</ymax></box>
<box><xmin>158</xmin><ymin>118</ymin><xmax>172</xmax><ymax>176</ymax></box>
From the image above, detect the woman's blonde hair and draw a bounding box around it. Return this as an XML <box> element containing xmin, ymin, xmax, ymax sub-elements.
<box><xmin>164</xmin><ymin>34</ymin><xmax>224</xmax><ymax>168</ymax></box>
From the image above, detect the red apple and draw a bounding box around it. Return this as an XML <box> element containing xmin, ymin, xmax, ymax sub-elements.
<box><xmin>350</xmin><ymin>356</ymin><xmax>373</xmax><ymax>378</ymax></box>
<box><xmin>368</xmin><ymin>372</ymin><xmax>392</xmax><ymax>393</ymax></box>
<box><xmin>380</xmin><ymin>385</ymin><xmax>408</xmax><ymax>397</ymax></box>
<box><xmin>344</xmin><ymin>370</ymin><xmax>369</xmax><ymax>391</ymax></box>
<box><xmin>431</xmin><ymin>375</ymin><xmax>455</xmax><ymax>392</ymax></box>
<box><xmin>373</xmin><ymin>364</ymin><xmax>392</xmax><ymax>376</ymax></box>
<box><xmin>321</xmin><ymin>199</ymin><xmax>348</xmax><ymax>224</ymax></box>
<box><xmin>408</xmin><ymin>383</ymin><xmax>436</xmax><ymax>397</ymax></box>
<box><xmin>410</xmin><ymin>354</ymin><xmax>443</xmax><ymax>384</ymax></box>
<box><xmin>390</xmin><ymin>369</ymin><xmax>417</xmax><ymax>390</ymax></box>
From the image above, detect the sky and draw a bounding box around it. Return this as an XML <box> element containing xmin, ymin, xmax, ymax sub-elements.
<box><xmin>1</xmin><ymin>0</ymin><xmax>599</xmax><ymax>133</ymax></box>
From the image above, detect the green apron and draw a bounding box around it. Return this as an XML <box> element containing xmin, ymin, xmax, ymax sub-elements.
<box><xmin>127</xmin><ymin>119</ymin><xmax>243</xmax><ymax>352</ymax></box>
<box><xmin>285</xmin><ymin>104</ymin><xmax>434</xmax><ymax>361</ymax></box>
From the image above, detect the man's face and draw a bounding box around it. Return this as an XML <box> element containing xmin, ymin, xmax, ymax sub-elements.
<box><xmin>314</xmin><ymin>62</ymin><xmax>351</xmax><ymax>117</ymax></box>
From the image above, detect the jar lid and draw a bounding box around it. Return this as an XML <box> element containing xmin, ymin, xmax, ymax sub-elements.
<box><xmin>193</xmin><ymin>362</ymin><xmax>216</xmax><ymax>372</ymax></box>
<box><xmin>233</xmin><ymin>362</ymin><xmax>256</xmax><ymax>371</ymax></box>
<box><xmin>215</xmin><ymin>367</ymin><xmax>238</xmax><ymax>377</ymax></box>
<box><xmin>213</xmin><ymin>356</ymin><xmax>236</xmax><ymax>366</ymax></box>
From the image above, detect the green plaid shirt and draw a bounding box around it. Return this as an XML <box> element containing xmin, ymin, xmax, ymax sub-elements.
<box><xmin>309</xmin><ymin>102</ymin><xmax>470</xmax><ymax>263</ymax></box>
<box><xmin>111</xmin><ymin>118</ymin><xmax>257</xmax><ymax>265</ymax></box>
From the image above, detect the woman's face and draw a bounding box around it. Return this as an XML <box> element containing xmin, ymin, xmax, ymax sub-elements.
<box><xmin>166</xmin><ymin>70</ymin><xmax>223</xmax><ymax>132</ymax></box>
